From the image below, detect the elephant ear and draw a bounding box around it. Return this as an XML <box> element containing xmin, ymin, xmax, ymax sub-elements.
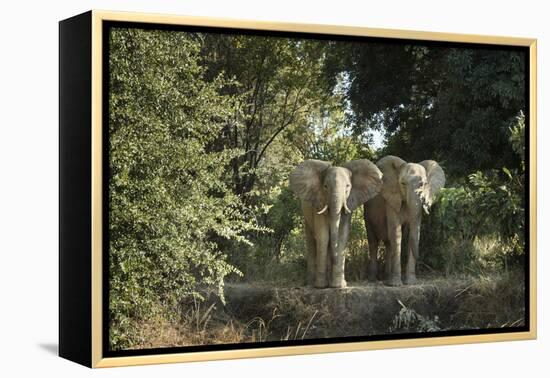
<box><xmin>419</xmin><ymin>160</ymin><xmax>445</xmax><ymax>207</ymax></box>
<box><xmin>377</xmin><ymin>155</ymin><xmax>406</xmax><ymax>212</ymax></box>
<box><xmin>289</xmin><ymin>159</ymin><xmax>331</xmax><ymax>211</ymax></box>
<box><xmin>343</xmin><ymin>159</ymin><xmax>383</xmax><ymax>211</ymax></box>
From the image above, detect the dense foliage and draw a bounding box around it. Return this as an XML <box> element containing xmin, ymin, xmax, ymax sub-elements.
<box><xmin>326</xmin><ymin>43</ymin><xmax>525</xmax><ymax>177</ymax></box>
<box><xmin>108</xmin><ymin>29</ymin><xmax>263</xmax><ymax>348</ymax></box>
<box><xmin>107</xmin><ymin>27</ymin><xmax>527</xmax><ymax>349</ymax></box>
<box><xmin>421</xmin><ymin>112</ymin><xmax>526</xmax><ymax>274</ymax></box>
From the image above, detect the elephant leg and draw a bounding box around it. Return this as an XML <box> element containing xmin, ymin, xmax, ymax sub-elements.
<box><xmin>304</xmin><ymin>223</ymin><xmax>316</xmax><ymax>287</ymax></box>
<box><xmin>383</xmin><ymin>241</ymin><xmax>391</xmax><ymax>281</ymax></box>
<box><xmin>326</xmin><ymin>253</ymin><xmax>333</xmax><ymax>285</ymax></box>
<box><xmin>366</xmin><ymin>223</ymin><xmax>379</xmax><ymax>282</ymax></box>
<box><xmin>404</xmin><ymin>222</ymin><xmax>420</xmax><ymax>285</ymax></box>
<box><xmin>385</xmin><ymin>210</ymin><xmax>403</xmax><ymax>287</ymax></box>
<box><xmin>314</xmin><ymin>215</ymin><xmax>329</xmax><ymax>288</ymax></box>
<box><xmin>330</xmin><ymin>213</ymin><xmax>350</xmax><ymax>288</ymax></box>
<box><xmin>404</xmin><ymin>247</ymin><xmax>417</xmax><ymax>285</ymax></box>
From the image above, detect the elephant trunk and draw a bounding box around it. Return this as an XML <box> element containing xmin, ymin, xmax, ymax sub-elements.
<box><xmin>329</xmin><ymin>215</ymin><xmax>341</xmax><ymax>260</ymax></box>
<box><xmin>329</xmin><ymin>193</ymin><xmax>344</xmax><ymax>259</ymax></box>
<box><xmin>409</xmin><ymin>221</ymin><xmax>421</xmax><ymax>260</ymax></box>
<box><xmin>407</xmin><ymin>188</ymin><xmax>425</xmax><ymax>218</ymax></box>
<box><xmin>329</xmin><ymin>192</ymin><xmax>343</xmax><ymax>217</ymax></box>
<box><xmin>404</xmin><ymin>187</ymin><xmax>424</xmax><ymax>261</ymax></box>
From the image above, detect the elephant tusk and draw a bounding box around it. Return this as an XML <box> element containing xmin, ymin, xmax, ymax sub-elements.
<box><xmin>343</xmin><ymin>202</ymin><xmax>351</xmax><ymax>214</ymax></box>
<box><xmin>317</xmin><ymin>205</ymin><xmax>328</xmax><ymax>214</ymax></box>
<box><xmin>422</xmin><ymin>203</ymin><xmax>430</xmax><ymax>215</ymax></box>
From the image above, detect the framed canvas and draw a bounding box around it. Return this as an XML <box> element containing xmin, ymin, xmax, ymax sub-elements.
<box><xmin>59</xmin><ymin>10</ymin><xmax>537</xmax><ymax>368</ymax></box>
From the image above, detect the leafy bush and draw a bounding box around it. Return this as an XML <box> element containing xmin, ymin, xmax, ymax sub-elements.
<box><xmin>420</xmin><ymin>112</ymin><xmax>525</xmax><ymax>274</ymax></box>
<box><xmin>108</xmin><ymin>28</ymin><xmax>263</xmax><ymax>349</ymax></box>
<box><xmin>345</xmin><ymin>211</ymin><xmax>370</xmax><ymax>282</ymax></box>
<box><xmin>390</xmin><ymin>300</ymin><xmax>441</xmax><ymax>333</ymax></box>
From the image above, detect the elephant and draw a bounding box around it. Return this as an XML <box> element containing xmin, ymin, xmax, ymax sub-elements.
<box><xmin>290</xmin><ymin>159</ymin><xmax>383</xmax><ymax>288</ymax></box>
<box><xmin>364</xmin><ymin>155</ymin><xmax>445</xmax><ymax>286</ymax></box>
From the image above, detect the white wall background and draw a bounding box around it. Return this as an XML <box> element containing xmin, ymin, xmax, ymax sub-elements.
<box><xmin>0</xmin><ymin>0</ymin><xmax>547</xmax><ymax>376</ymax></box>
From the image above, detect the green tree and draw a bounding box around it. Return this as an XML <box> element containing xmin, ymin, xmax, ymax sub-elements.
<box><xmin>325</xmin><ymin>43</ymin><xmax>526</xmax><ymax>178</ymax></box>
<box><xmin>421</xmin><ymin>112</ymin><xmax>526</xmax><ymax>273</ymax></box>
<box><xmin>401</xmin><ymin>48</ymin><xmax>526</xmax><ymax>176</ymax></box>
<box><xmin>108</xmin><ymin>28</ymin><xmax>262</xmax><ymax>349</ymax></box>
<box><xmin>201</xmin><ymin>34</ymin><xmax>332</xmax><ymax>198</ymax></box>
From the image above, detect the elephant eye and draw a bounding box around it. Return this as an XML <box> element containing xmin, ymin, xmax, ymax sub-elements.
<box><xmin>324</xmin><ymin>184</ymin><xmax>328</xmax><ymax>189</ymax></box>
<box><xmin>346</xmin><ymin>184</ymin><xmax>351</xmax><ymax>188</ymax></box>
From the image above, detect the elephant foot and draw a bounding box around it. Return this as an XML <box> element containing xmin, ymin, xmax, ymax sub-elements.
<box><xmin>403</xmin><ymin>274</ymin><xmax>417</xmax><ymax>285</ymax></box>
<box><xmin>367</xmin><ymin>271</ymin><xmax>378</xmax><ymax>282</ymax></box>
<box><xmin>330</xmin><ymin>270</ymin><xmax>347</xmax><ymax>288</ymax></box>
<box><xmin>367</xmin><ymin>266</ymin><xmax>378</xmax><ymax>282</ymax></box>
<box><xmin>384</xmin><ymin>275</ymin><xmax>403</xmax><ymax>287</ymax></box>
<box><xmin>314</xmin><ymin>277</ymin><xmax>328</xmax><ymax>289</ymax></box>
<box><xmin>330</xmin><ymin>278</ymin><xmax>347</xmax><ymax>289</ymax></box>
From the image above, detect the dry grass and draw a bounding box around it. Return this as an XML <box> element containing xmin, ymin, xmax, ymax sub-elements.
<box><xmin>450</xmin><ymin>271</ymin><xmax>525</xmax><ymax>329</ymax></box>
<box><xmin>122</xmin><ymin>271</ymin><xmax>525</xmax><ymax>350</ymax></box>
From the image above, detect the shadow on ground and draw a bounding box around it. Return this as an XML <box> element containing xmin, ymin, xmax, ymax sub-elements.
<box><xmin>38</xmin><ymin>343</ymin><xmax>58</xmax><ymax>355</ymax></box>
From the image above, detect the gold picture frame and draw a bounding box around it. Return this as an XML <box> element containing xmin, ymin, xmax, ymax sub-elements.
<box><xmin>59</xmin><ymin>9</ymin><xmax>537</xmax><ymax>368</ymax></box>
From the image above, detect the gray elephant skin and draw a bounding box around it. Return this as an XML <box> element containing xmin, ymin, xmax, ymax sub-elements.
<box><xmin>290</xmin><ymin>159</ymin><xmax>383</xmax><ymax>288</ymax></box>
<box><xmin>364</xmin><ymin>155</ymin><xmax>445</xmax><ymax>286</ymax></box>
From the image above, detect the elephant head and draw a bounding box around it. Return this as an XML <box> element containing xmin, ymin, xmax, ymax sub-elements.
<box><xmin>290</xmin><ymin>159</ymin><xmax>382</xmax><ymax>257</ymax></box>
<box><xmin>377</xmin><ymin>155</ymin><xmax>445</xmax><ymax>261</ymax></box>
<box><xmin>378</xmin><ymin>156</ymin><xmax>445</xmax><ymax>216</ymax></box>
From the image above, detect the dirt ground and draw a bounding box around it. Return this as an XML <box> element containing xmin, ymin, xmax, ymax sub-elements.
<box><xmin>132</xmin><ymin>273</ymin><xmax>525</xmax><ymax>349</ymax></box>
